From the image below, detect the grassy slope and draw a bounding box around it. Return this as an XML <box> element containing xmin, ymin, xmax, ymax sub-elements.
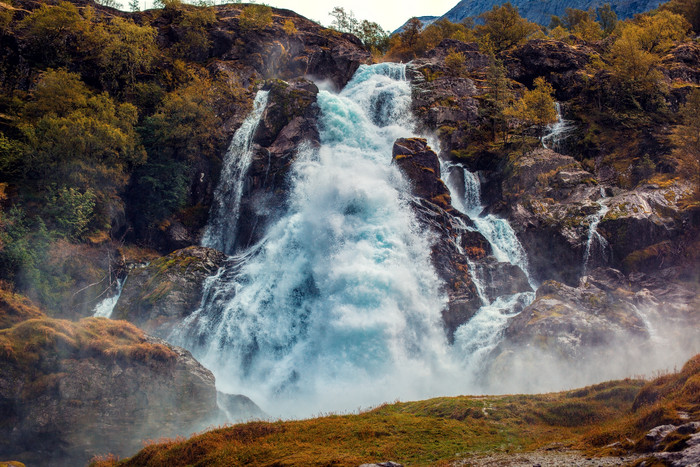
<box><xmin>93</xmin><ymin>354</ymin><xmax>700</xmax><ymax>466</ymax></box>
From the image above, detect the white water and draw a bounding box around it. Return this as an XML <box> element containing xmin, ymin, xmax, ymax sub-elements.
<box><xmin>92</xmin><ymin>277</ymin><xmax>126</xmax><ymax>318</ymax></box>
<box><xmin>542</xmin><ymin>102</ymin><xmax>574</xmax><ymax>150</ymax></box>
<box><xmin>202</xmin><ymin>91</ymin><xmax>270</xmax><ymax>255</ymax></box>
<box><xmin>442</xmin><ymin>163</ymin><xmax>536</xmax><ymax>368</ymax></box>
<box><xmin>583</xmin><ymin>187</ymin><xmax>610</xmax><ymax>274</ymax></box>
<box><xmin>444</xmin><ymin>164</ymin><xmax>534</xmax><ymax>289</ymax></box>
<box><xmin>176</xmin><ymin>64</ymin><xmax>474</xmax><ymax>417</ymax></box>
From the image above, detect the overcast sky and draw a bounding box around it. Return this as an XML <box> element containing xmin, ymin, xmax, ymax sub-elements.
<box><xmin>133</xmin><ymin>0</ymin><xmax>458</xmax><ymax>32</ymax></box>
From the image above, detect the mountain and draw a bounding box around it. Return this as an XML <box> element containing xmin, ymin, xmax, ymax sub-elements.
<box><xmin>440</xmin><ymin>0</ymin><xmax>664</xmax><ymax>26</ymax></box>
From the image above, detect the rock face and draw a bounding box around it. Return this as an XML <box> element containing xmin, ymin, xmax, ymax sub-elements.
<box><xmin>0</xmin><ymin>317</ymin><xmax>218</xmax><ymax>467</ymax></box>
<box><xmin>392</xmin><ymin>138</ymin><xmax>531</xmax><ymax>339</ymax></box>
<box><xmin>208</xmin><ymin>5</ymin><xmax>370</xmax><ymax>90</ymax></box>
<box><xmin>233</xmin><ymin>78</ymin><xmax>320</xmax><ymax>252</ymax></box>
<box><xmin>408</xmin><ymin>41</ymin><xmax>487</xmax><ymax>149</ymax></box>
<box><xmin>505</xmin><ymin>39</ymin><xmax>591</xmax><ymax>98</ymax></box>
<box><xmin>487</xmin><ymin>267</ymin><xmax>700</xmax><ymax>391</ymax></box>
<box><xmin>112</xmin><ymin>246</ymin><xmax>227</xmax><ymax>338</ymax></box>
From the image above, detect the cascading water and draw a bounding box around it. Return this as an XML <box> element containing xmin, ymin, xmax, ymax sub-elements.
<box><xmin>583</xmin><ymin>187</ymin><xmax>610</xmax><ymax>274</ymax></box>
<box><xmin>92</xmin><ymin>277</ymin><xmax>126</xmax><ymax>318</ymax></box>
<box><xmin>441</xmin><ymin>163</ymin><xmax>536</xmax><ymax>366</ymax></box>
<box><xmin>542</xmin><ymin>102</ymin><xmax>573</xmax><ymax>151</ymax></box>
<box><xmin>174</xmin><ymin>64</ymin><xmax>473</xmax><ymax>417</ymax></box>
<box><xmin>202</xmin><ymin>91</ymin><xmax>270</xmax><ymax>255</ymax></box>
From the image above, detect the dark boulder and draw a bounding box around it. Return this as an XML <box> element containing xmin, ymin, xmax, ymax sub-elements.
<box><xmin>112</xmin><ymin>246</ymin><xmax>227</xmax><ymax>338</ymax></box>
<box><xmin>0</xmin><ymin>317</ymin><xmax>218</xmax><ymax>467</ymax></box>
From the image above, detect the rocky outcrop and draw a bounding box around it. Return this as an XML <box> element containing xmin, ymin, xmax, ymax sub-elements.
<box><xmin>0</xmin><ymin>317</ymin><xmax>218</xmax><ymax>467</ymax></box>
<box><xmin>206</xmin><ymin>5</ymin><xmax>369</xmax><ymax>90</ymax></box>
<box><xmin>233</xmin><ymin>78</ymin><xmax>320</xmax><ymax>252</ymax></box>
<box><xmin>487</xmin><ymin>267</ymin><xmax>700</xmax><ymax>391</ymax></box>
<box><xmin>408</xmin><ymin>41</ymin><xmax>486</xmax><ymax>151</ymax></box>
<box><xmin>502</xmin><ymin>148</ymin><xmax>599</xmax><ymax>284</ymax></box>
<box><xmin>662</xmin><ymin>42</ymin><xmax>700</xmax><ymax>85</ymax></box>
<box><xmin>216</xmin><ymin>392</ymin><xmax>267</xmax><ymax>423</ymax></box>
<box><xmin>504</xmin><ymin>39</ymin><xmax>591</xmax><ymax>98</ymax></box>
<box><xmin>392</xmin><ymin>138</ymin><xmax>531</xmax><ymax>339</ymax></box>
<box><xmin>112</xmin><ymin>246</ymin><xmax>227</xmax><ymax>338</ymax></box>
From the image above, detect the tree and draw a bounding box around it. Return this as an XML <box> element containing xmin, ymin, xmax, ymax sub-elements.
<box><xmin>328</xmin><ymin>7</ymin><xmax>388</xmax><ymax>53</ymax></box>
<box><xmin>632</xmin><ymin>10</ymin><xmax>690</xmax><ymax>54</ymax></box>
<box><xmin>661</xmin><ymin>0</ymin><xmax>700</xmax><ymax>33</ymax></box>
<box><xmin>98</xmin><ymin>17</ymin><xmax>157</xmax><ymax>93</ymax></box>
<box><xmin>96</xmin><ymin>0</ymin><xmax>122</xmax><ymax>9</ymax></box>
<box><xmin>444</xmin><ymin>49</ymin><xmax>466</xmax><ymax>76</ymax></box>
<box><xmin>505</xmin><ymin>77</ymin><xmax>557</xmax><ymax>142</ymax></box>
<box><xmin>129</xmin><ymin>0</ymin><xmax>141</xmax><ymax>12</ymax></box>
<box><xmin>483</xmin><ymin>55</ymin><xmax>514</xmax><ymax>142</ymax></box>
<box><xmin>476</xmin><ymin>3</ymin><xmax>538</xmax><ymax>52</ymax></box>
<box><xmin>596</xmin><ymin>3</ymin><xmax>617</xmax><ymax>36</ymax></box>
<box><xmin>172</xmin><ymin>6</ymin><xmax>217</xmax><ymax>61</ymax></box>
<box><xmin>18</xmin><ymin>2</ymin><xmax>88</xmax><ymax>66</ymax></box>
<box><xmin>329</xmin><ymin>6</ymin><xmax>358</xmax><ymax>34</ymax></box>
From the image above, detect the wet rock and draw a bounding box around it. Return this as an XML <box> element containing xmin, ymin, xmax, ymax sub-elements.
<box><xmin>500</xmin><ymin>268</ymin><xmax>651</xmax><ymax>359</ymax></box>
<box><xmin>393</xmin><ymin>137</ymin><xmax>452</xmax><ymax>210</ymax></box>
<box><xmin>216</xmin><ymin>392</ymin><xmax>267</xmax><ymax>423</ymax></box>
<box><xmin>392</xmin><ymin>138</ymin><xmax>531</xmax><ymax>339</ymax></box>
<box><xmin>113</xmin><ymin>246</ymin><xmax>227</xmax><ymax>338</ymax></box>
<box><xmin>0</xmin><ymin>318</ymin><xmax>218</xmax><ymax>467</ymax></box>
<box><xmin>233</xmin><ymin>78</ymin><xmax>320</xmax><ymax>252</ymax></box>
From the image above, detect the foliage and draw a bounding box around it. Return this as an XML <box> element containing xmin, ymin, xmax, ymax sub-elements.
<box><xmin>329</xmin><ymin>7</ymin><xmax>389</xmax><ymax>53</ymax></box>
<box><xmin>482</xmin><ymin>55</ymin><xmax>514</xmax><ymax>142</ymax></box>
<box><xmin>238</xmin><ymin>4</ymin><xmax>272</xmax><ymax>32</ymax></box>
<box><xmin>282</xmin><ymin>19</ymin><xmax>297</xmax><ymax>35</ymax></box>
<box><xmin>596</xmin><ymin>3</ymin><xmax>617</xmax><ymax>36</ymax></box>
<box><xmin>505</xmin><ymin>76</ymin><xmax>557</xmax><ymax>140</ymax></box>
<box><xmin>660</xmin><ymin>0</ymin><xmax>700</xmax><ymax>33</ymax></box>
<box><xmin>46</xmin><ymin>186</ymin><xmax>97</xmax><ymax>240</ymax></box>
<box><xmin>416</xmin><ymin>18</ymin><xmax>475</xmax><ymax>54</ymax></box>
<box><xmin>18</xmin><ymin>1</ymin><xmax>88</xmax><ymax>67</ymax></box>
<box><xmin>172</xmin><ymin>6</ymin><xmax>217</xmax><ymax>62</ymax></box>
<box><xmin>98</xmin><ymin>17</ymin><xmax>157</xmax><ymax>93</ymax></box>
<box><xmin>475</xmin><ymin>2</ymin><xmax>539</xmax><ymax>52</ymax></box>
<box><xmin>96</xmin><ymin>0</ymin><xmax>123</xmax><ymax>9</ymax></box>
<box><xmin>444</xmin><ymin>49</ymin><xmax>466</xmax><ymax>76</ymax></box>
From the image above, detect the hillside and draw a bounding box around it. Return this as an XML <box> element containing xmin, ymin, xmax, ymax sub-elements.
<box><xmin>92</xmin><ymin>354</ymin><xmax>700</xmax><ymax>466</ymax></box>
<box><xmin>441</xmin><ymin>0</ymin><xmax>665</xmax><ymax>26</ymax></box>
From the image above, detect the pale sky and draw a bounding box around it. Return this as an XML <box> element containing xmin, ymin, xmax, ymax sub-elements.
<box><xmin>261</xmin><ymin>0</ymin><xmax>458</xmax><ymax>32</ymax></box>
<box><xmin>134</xmin><ymin>0</ymin><xmax>458</xmax><ymax>33</ymax></box>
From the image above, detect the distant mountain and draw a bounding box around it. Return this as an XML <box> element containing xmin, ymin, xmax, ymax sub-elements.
<box><xmin>441</xmin><ymin>0</ymin><xmax>665</xmax><ymax>26</ymax></box>
<box><xmin>392</xmin><ymin>15</ymin><xmax>439</xmax><ymax>35</ymax></box>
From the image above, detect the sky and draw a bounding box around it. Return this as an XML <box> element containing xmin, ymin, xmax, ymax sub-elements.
<box><xmin>260</xmin><ymin>0</ymin><xmax>458</xmax><ymax>32</ymax></box>
<box><xmin>134</xmin><ymin>0</ymin><xmax>459</xmax><ymax>32</ymax></box>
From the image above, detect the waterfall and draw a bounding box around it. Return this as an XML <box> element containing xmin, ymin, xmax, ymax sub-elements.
<box><xmin>202</xmin><ymin>91</ymin><xmax>270</xmax><ymax>255</ymax></box>
<box><xmin>92</xmin><ymin>277</ymin><xmax>126</xmax><ymax>318</ymax></box>
<box><xmin>442</xmin><ymin>162</ymin><xmax>535</xmax><ymax>367</ymax></box>
<box><xmin>174</xmin><ymin>64</ymin><xmax>467</xmax><ymax>417</ymax></box>
<box><xmin>542</xmin><ymin>102</ymin><xmax>573</xmax><ymax>151</ymax></box>
<box><xmin>444</xmin><ymin>163</ymin><xmax>534</xmax><ymax>288</ymax></box>
<box><xmin>583</xmin><ymin>187</ymin><xmax>610</xmax><ymax>274</ymax></box>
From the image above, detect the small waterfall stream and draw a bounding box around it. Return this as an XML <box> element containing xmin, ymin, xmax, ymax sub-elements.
<box><xmin>92</xmin><ymin>277</ymin><xmax>126</xmax><ymax>318</ymax></box>
<box><xmin>583</xmin><ymin>187</ymin><xmax>610</xmax><ymax>274</ymax></box>
<box><xmin>542</xmin><ymin>102</ymin><xmax>573</xmax><ymax>151</ymax></box>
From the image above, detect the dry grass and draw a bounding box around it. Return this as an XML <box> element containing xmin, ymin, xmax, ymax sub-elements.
<box><xmin>0</xmin><ymin>283</ymin><xmax>44</xmax><ymax>330</ymax></box>
<box><xmin>91</xmin><ymin>355</ymin><xmax>700</xmax><ymax>466</ymax></box>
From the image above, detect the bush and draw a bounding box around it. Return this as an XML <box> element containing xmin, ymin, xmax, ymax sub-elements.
<box><xmin>238</xmin><ymin>4</ymin><xmax>272</xmax><ymax>32</ymax></box>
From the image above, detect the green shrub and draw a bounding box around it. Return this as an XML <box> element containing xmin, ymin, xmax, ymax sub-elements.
<box><xmin>238</xmin><ymin>4</ymin><xmax>272</xmax><ymax>32</ymax></box>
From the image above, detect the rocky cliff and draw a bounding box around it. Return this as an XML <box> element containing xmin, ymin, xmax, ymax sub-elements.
<box><xmin>0</xmin><ymin>316</ymin><xmax>218</xmax><ymax>466</ymax></box>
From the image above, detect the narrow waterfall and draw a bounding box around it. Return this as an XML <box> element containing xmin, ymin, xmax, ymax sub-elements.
<box><xmin>92</xmin><ymin>277</ymin><xmax>126</xmax><ymax>318</ymax></box>
<box><xmin>542</xmin><ymin>102</ymin><xmax>573</xmax><ymax>151</ymax></box>
<box><xmin>583</xmin><ymin>187</ymin><xmax>610</xmax><ymax>274</ymax></box>
<box><xmin>175</xmin><ymin>64</ymin><xmax>466</xmax><ymax>417</ymax></box>
<box><xmin>202</xmin><ymin>91</ymin><xmax>270</xmax><ymax>255</ymax></box>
